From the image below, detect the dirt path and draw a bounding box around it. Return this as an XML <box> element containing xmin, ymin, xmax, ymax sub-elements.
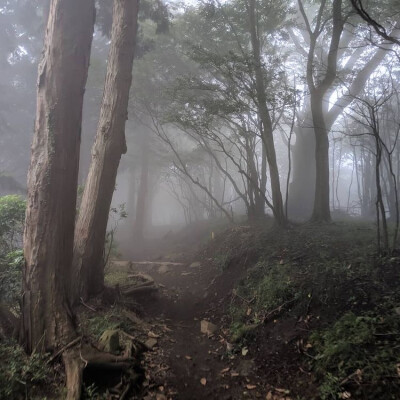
<box><xmin>129</xmin><ymin>258</ymin><xmax>268</xmax><ymax>400</ymax></box>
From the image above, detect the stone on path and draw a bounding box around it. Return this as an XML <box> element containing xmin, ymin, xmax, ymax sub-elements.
<box><xmin>200</xmin><ymin>320</ymin><xmax>218</xmax><ymax>335</ymax></box>
<box><xmin>158</xmin><ymin>264</ymin><xmax>171</xmax><ymax>274</ymax></box>
<box><xmin>145</xmin><ymin>338</ymin><xmax>158</xmax><ymax>350</ymax></box>
<box><xmin>190</xmin><ymin>261</ymin><xmax>201</xmax><ymax>268</ymax></box>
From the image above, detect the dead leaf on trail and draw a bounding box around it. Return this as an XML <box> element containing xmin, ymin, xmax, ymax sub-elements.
<box><xmin>246</xmin><ymin>308</ymin><xmax>252</xmax><ymax>316</ymax></box>
<box><xmin>339</xmin><ymin>392</ymin><xmax>351</xmax><ymax>399</ymax></box>
<box><xmin>185</xmin><ymin>355</ymin><xmax>192</xmax><ymax>360</ymax></box>
<box><xmin>246</xmin><ymin>384</ymin><xmax>257</xmax><ymax>390</ymax></box>
<box><xmin>275</xmin><ymin>388</ymin><xmax>290</xmax><ymax>394</ymax></box>
<box><xmin>220</xmin><ymin>367</ymin><xmax>230</xmax><ymax>374</ymax></box>
<box><xmin>231</xmin><ymin>372</ymin><xmax>239</xmax><ymax>377</ymax></box>
<box><xmin>148</xmin><ymin>331</ymin><xmax>159</xmax><ymax>338</ymax></box>
<box><xmin>200</xmin><ymin>378</ymin><xmax>207</xmax><ymax>386</ymax></box>
<box><xmin>242</xmin><ymin>347</ymin><xmax>249</xmax><ymax>356</ymax></box>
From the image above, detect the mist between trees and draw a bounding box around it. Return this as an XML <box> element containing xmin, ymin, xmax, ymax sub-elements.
<box><xmin>0</xmin><ymin>0</ymin><xmax>399</xmax><ymax>398</ymax></box>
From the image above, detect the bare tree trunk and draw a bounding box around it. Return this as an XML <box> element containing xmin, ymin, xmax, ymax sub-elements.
<box><xmin>247</xmin><ymin>0</ymin><xmax>285</xmax><ymax>225</ymax></box>
<box><xmin>22</xmin><ymin>0</ymin><xmax>95</xmax><ymax>353</ymax></box>
<box><xmin>134</xmin><ymin>135</ymin><xmax>149</xmax><ymax>244</ymax></box>
<box><xmin>72</xmin><ymin>0</ymin><xmax>139</xmax><ymax>303</ymax></box>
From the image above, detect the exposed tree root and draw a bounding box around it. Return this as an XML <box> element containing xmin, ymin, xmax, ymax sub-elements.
<box><xmin>62</xmin><ymin>342</ymin><xmax>141</xmax><ymax>400</ymax></box>
<box><xmin>122</xmin><ymin>284</ymin><xmax>158</xmax><ymax>296</ymax></box>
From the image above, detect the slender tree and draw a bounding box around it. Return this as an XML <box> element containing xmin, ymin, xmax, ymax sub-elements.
<box><xmin>72</xmin><ymin>0</ymin><xmax>139</xmax><ymax>303</ymax></box>
<box><xmin>22</xmin><ymin>0</ymin><xmax>95</xmax><ymax>354</ymax></box>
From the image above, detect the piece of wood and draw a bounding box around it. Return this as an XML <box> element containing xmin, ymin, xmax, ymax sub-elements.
<box><xmin>122</xmin><ymin>285</ymin><xmax>158</xmax><ymax>296</ymax></box>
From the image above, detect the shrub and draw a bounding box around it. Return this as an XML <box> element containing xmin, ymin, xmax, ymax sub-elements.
<box><xmin>0</xmin><ymin>340</ymin><xmax>51</xmax><ymax>399</ymax></box>
<box><xmin>0</xmin><ymin>249</ymin><xmax>23</xmax><ymax>305</ymax></box>
<box><xmin>0</xmin><ymin>195</ymin><xmax>25</xmax><ymax>253</ymax></box>
<box><xmin>311</xmin><ymin>311</ymin><xmax>400</xmax><ymax>399</ymax></box>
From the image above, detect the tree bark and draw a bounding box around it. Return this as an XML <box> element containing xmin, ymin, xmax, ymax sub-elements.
<box><xmin>22</xmin><ymin>0</ymin><xmax>95</xmax><ymax>353</ymax></box>
<box><xmin>289</xmin><ymin>18</ymin><xmax>398</xmax><ymax>220</ymax></box>
<box><xmin>247</xmin><ymin>0</ymin><xmax>285</xmax><ymax>225</ymax></box>
<box><xmin>72</xmin><ymin>0</ymin><xmax>139</xmax><ymax>303</ymax></box>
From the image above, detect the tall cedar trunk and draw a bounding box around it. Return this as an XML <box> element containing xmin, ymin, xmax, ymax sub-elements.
<box><xmin>72</xmin><ymin>0</ymin><xmax>139</xmax><ymax>303</ymax></box>
<box><xmin>311</xmin><ymin>94</ymin><xmax>331</xmax><ymax>221</ymax></box>
<box><xmin>134</xmin><ymin>139</ymin><xmax>149</xmax><ymax>244</ymax></box>
<box><xmin>247</xmin><ymin>0</ymin><xmax>285</xmax><ymax>225</ymax></box>
<box><xmin>22</xmin><ymin>0</ymin><xmax>95</xmax><ymax>352</ymax></box>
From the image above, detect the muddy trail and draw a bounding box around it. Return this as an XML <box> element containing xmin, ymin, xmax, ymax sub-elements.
<box><xmin>128</xmin><ymin>256</ymin><xmax>265</xmax><ymax>400</ymax></box>
<box><xmin>115</xmin><ymin>230</ymin><xmax>282</xmax><ymax>400</ymax></box>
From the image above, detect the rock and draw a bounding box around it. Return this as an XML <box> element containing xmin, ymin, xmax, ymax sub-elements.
<box><xmin>145</xmin><ymin>338</ymin><xmax>158</xmax><ymax>350</ymax></box>
<box><xmin>200</xmin><ymin>320</ymin><xmax>218</xmax><ymax>335</ymax></box>
<box><xmin>158</xmin><ymin>265</ymin><xmax>171</xmax><ymax>274</ymax></box>
<box><xmin>98</xmin><ymin>329</ymin><xmax>120</xmax><ymax>353</ymax></box>
<box><xmin>190</xmin><ymin>261</ymin><xmax>201</xmax><ymax>268</ymax></box>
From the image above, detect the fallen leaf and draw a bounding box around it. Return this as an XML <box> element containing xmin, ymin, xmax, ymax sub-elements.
<box><xmin>185</xmin><ymin>355</ymin><xmax>192</xmax><ymax>360</ymax></box>
<box><xmin>275</xmin><ymin>388</ymin><xmax>290</xmax><ymax>394</ymax></box>
<box><xmin>220</xmin><ymin>367</ymin><xmax>230</xmax><ymax>374</ymax></box>
<box><xmin>200</xmin><ymin>378</ymin><xmax>207</xmax><ymax>386</ymax></box>
<box><xmin>246</xmin><ymin>308</ymin><xmax>252</xmax><ymax>316</ymax></box>
<box><xmin>242</xmin><ymin>347</ymin><xmax>249</xmax><ymax>356</ymax></box>
<box><xmin>231</xmin><ymin>372</ymin><xmax>239</xmax><ymax>377</ymax></box>
<box><xmin>148</xmin><ymin>331</ymin><xmax>159</xmax><ymax>338</ymax></box>
<box><xmin>246</xmin><ymin>384</ymin><xmax>257</xmax><ymax>390</ymax></box>
<box><xmin>339</xmin><ymin>392</ymin><xmax>351</xmax><ymax>399</ymax></box>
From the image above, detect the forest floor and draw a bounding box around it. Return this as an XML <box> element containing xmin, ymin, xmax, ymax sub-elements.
<box><xmin>76</xmin><ymin>219</ymin><xmax>400</xmax><ymax>400</ymax></box>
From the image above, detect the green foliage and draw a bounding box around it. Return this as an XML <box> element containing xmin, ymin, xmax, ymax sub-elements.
<box><xmin>0</xmin><ymin>249</ymin><xmax>24</xmax><ymax>305</ymax></box>
<box><xmin>213</xmin><ymin>252</ymin><xmax>231</xmax><ymax>271</ymax></box>
<box><xmin>83</xmin><ymin>309</ymin><xmax>134</xmax><ymax>340</ymax></box>
<box><xmin>0</xmin><ymin>195</ymin><xmax>25</xmax><ymax>253</ymax></box>
<box><xmin>253</xmin><ymin>263</ymin><xmax>297</xmax><ymax>313</ymax></box>
<box><xmin>311</xmin><ymin>311</ymin><xmax>400</xmax><ymax>399</ymax></box>
<box><xmin>82</xmin><ymin>383</ymin><xmax>108</xmax><ymax>400</ymax></box>
<box><xmin>0</xmin><ymin>340</ymin><xmax>51</xmax><ymax>399</ymax></box>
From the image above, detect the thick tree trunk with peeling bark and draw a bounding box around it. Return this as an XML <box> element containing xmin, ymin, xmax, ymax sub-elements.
<box><xmin>72</xmin><ymin>0</ymin><xmax>139</xmax><ymax>303</ymax></box>
<box><xmin>22</xmin><ymin>0</ymin><xmax>95</xmax><ymax>353</ymax></box>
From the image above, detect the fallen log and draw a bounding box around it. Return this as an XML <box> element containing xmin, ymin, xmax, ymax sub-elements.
<box><xmin>130</xmin><ymin>261</ymin><xmax>184</xmax><ymax>267</ymax></box>
<box><xmin>122</xmin><ymin>284</ymin><xmax>158</xmax><ymax>296</ymax></box>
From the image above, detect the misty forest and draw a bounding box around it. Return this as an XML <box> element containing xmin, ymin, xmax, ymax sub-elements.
<box><xmin>1</xmin><ymin>0</ymin><xmax>400</xmax><ymax>399</ymax></box>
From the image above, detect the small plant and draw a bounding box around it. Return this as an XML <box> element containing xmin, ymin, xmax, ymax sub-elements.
<box><xmin>0</xmin><ymin>249</ymin><xmax>23</xmax><ymax>305</ymax></box>
<box><xmin>0</xmin><ymin>195</ymin><xmax>25</xmax><ymax>253</ymax></box>
<box><xmin>310</xmin><ymin>311</ymin><xmax>400</xmax><ymax>399</ymax></box>
<box><xmin>0</xmin><ymin>340</ymin><xmax>51</xmax><ymax>399</ymax></box>
<box><xmin>213</xmin><ymin>252</ymin><xmax>231</xmax><ymax>271</ymax></box>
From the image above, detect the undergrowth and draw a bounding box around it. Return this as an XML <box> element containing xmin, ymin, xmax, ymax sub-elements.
<box><xmin>0</xmin><ymin>340</ymin><xmax>54</xmax><ymax>399</ymax></box>
<box><xmin>221</xmin><ymin>221</ymin><xmax>400</xmax><ymax>398</ymax></box>
<box><xmin>311</xmin><ymin>307</ymin><xmax>400</xmax><ymax>399</ymax></box>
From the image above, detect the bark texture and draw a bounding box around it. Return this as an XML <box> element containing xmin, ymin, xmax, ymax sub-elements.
<box><xmin>22</xmin><ymin>0</ymin><xmax>95</xmax><ymax>353</ymax></box>
<box><xmin>247</xmin><ymin>0</ymin><xmax>285</xmax><ymax>225</ymax></box>
<box><xmin>72</xmin><ymin>0</ymin><xmax>139</xmax><ymax>303</ymax></box>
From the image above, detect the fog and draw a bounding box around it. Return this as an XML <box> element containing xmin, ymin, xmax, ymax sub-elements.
<box><xmin>1</xmin><ymin>0</ymin><xmax>399</xmax><ymax>255</ymax></box>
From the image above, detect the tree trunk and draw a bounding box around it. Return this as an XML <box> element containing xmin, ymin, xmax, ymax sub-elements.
<box><xmin>72</xmin><ymin>0</ymin><xmax>139</xmax><ymax>303</ymax></box>
<box><xmin>247</xmin><ymin>0</ymin><xmax>285</xmax><ymax>225</ymax></box>
<box><xmin>288</xmin><ymin>125</ymin><xmax>315</xmax><ymax>219</ymax></box>
<box><xmin>311</xmin><ymin>94</ymin><xmax>331</xmax><ymax>221</ymax></box>
<box><xmin>133</xmin><ymin>137</ymin><xmax>149</xmax><ymax>245</ymax></box>
<box><xmin>22</xmin><ymin>0</ymin><xmax>95</xmax><ymax>353</ymax></box>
